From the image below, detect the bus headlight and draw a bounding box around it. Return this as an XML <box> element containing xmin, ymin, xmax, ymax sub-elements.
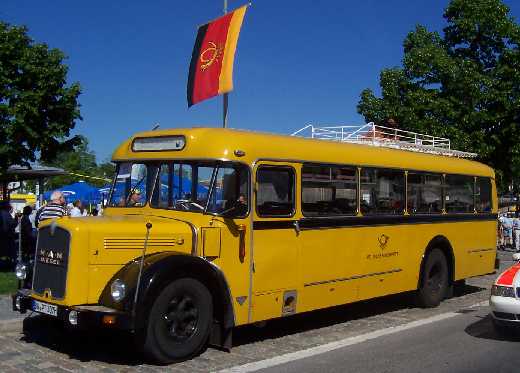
<box><xmin>110</xmin><ymin>279</ymin><xmax>126</xmax><ymax>302</ymax></box>
<box><xmin>68</xmin><ymin>310</ymin><xmax>78</xmax><ymax>325</ymax></box>
<box><xmin>15</xmin><ymin>263</ymin><xmax>27</xmax><ymax>280</ymax></box>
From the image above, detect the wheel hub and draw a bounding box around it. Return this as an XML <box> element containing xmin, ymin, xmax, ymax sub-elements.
<box><xmin>163</xmin><ymin>295</ymin><xmax>199</xmax><ymax>342</ymax></box>
<box><xmin>427</xmin><ymin>263</ymin><xmax>443</xmax><ymax>292</ymax></box>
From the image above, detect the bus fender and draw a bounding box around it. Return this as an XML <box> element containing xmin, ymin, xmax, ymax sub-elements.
<box><xmin>99</xmin><ymin>251</ymin><xmax>235</xmax><ymax>345</ymax></box>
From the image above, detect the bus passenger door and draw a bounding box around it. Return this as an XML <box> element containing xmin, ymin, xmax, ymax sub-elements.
<box><xmin>251</xmin><ymin>162</ymin><xmax>300</xmax><ymax>323</ymax></box>
<box><xmin>298</xmin><ymin>164</ymin><xmax>359</xmax><ymax>312</ymax></box>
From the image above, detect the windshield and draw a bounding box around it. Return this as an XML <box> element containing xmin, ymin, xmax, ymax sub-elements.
<box><xmin>108</xmin><ymin>163</ymin><xmax>156</xmax><ymax>207</ymax></box>
<box><xmin>151</xmin><ymin>161</ymin><xmax>249</xmax><ymax>216</ymax></box>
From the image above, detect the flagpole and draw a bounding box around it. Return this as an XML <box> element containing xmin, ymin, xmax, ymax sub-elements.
<box><xmin>223</xmin><ymin>0</ymin><xmax>228</xmax><ymax>128</ymax></box>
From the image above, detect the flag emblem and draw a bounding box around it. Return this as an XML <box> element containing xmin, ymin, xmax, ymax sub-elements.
<box><xmin>200</xmin><ymin>42</ymin><xmax>224</xmax><ymax>71</ymax></box>
<box><xmin>187</xmin><ymin>5</ymin><xmax>248</xmax><ymax>107</ymax></box>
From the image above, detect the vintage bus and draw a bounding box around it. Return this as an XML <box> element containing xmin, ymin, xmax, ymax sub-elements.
<box><xmin>13</xmin><ymin>126</ymin><xmax>498</xmax><ymax>363</ymax></box>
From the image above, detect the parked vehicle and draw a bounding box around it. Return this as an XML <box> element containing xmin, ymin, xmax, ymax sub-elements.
<box><xmin>490</xmin><ymin>253</ymin><xmax>520</xmax><ymax>333</ymax></box>
<box><xmin>12</xmin><ymin>126</ymin><xmax>498</xmax><ymax>363</ymax></box>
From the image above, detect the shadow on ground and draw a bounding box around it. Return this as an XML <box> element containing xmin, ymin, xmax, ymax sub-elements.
<box><xmin>21</xmin><ymin>316</ymin><xmax>144</xmax><ymax>365</ymax></box>
<box><xmin>19</xmin><ymin>283</ymin><xmax>485</xmax><ymax>366</ymax></box>
<box><xmin>232</xmin><ymin>283</ymin><xmax>483</xmax><ymax>346</ymax></box>
<box><xmin>465</xmin><ymin>313</ymin><xmax>520</xmax><ymax>343</ymax></box>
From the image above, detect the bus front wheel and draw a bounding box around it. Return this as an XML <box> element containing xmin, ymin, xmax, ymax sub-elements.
<box><xmin>416</xmin><ymin>248</ymin><xmax>449</xmax><ymax>308</ymax></box>
<box><xmin>143</xmin><ymin>278</ymin><xmax>213</xmax><ymax>364</ymax></box>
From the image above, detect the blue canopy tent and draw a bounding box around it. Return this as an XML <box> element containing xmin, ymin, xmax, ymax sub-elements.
<box><xmin>43</xmin><ymin>181</ymin><xmax>102</xmax><ymax>205</ymax></box>
<box><xmin>108</xmin><ymin>174</ymin><xmax>209</xmax><ymax>206</ymax></box>
<box><xmin>158</xmin><ymin>174</ymin><xmax>209</xmax><ymax>201</ymax></box>
<box><xmin>98</xmin><ymin>185</ymin><xmax>111</xmax><ymax>205</ymax></box>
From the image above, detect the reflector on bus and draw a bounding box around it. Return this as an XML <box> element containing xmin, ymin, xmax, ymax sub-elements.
<box><xmin>132</xmin><ymin>136</ymin><xmax>186</xmax><ymax>152</ymax></box>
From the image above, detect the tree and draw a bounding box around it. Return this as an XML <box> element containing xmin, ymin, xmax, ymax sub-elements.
<box><xmin>41</xmin><ymin>136</ymin><xmax>115</xmax><ymax>190</ymax></box>
<box><xmin>0</xmin><ymin>21</ymin><xmax>82</xmax><ymax>175</ymax></box>
<box><xmin>97</xmin><ymin>161</ymin><xmax>117</xmax><ymax>183</ymax></box>
<box><xmin>357</xmin><ymin>0</ymin><xmax>520</xmax><ymax>191</ymax></box>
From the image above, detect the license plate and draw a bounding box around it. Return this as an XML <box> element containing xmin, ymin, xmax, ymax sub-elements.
<box><xmin>32</xmin><ymin>300</ymin><xmax>58</xmax><ymax>317</ymax></box>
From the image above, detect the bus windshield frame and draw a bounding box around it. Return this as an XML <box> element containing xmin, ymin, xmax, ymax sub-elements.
<box><xmin>108</xmin><ymin>160</ymin><xmax>249</xmax><ymax>217</ymax></box>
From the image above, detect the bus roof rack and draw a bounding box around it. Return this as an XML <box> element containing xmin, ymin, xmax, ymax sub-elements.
<box><xmin>291</xmin><ymin>123</ymin><xmax>477</xmax><ymax>159</ymax></box>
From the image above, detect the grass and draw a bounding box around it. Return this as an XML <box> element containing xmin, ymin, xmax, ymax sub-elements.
<box><xmin>0</xmin><ymin>271</ymin><xmax>18</xmax><ymax>295</ymax></box>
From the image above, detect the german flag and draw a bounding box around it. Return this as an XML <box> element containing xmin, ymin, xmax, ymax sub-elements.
<box><xmin>187</xmin><ymin>5</ymin><xmax>248</xmax><ymax>107</ymax></box>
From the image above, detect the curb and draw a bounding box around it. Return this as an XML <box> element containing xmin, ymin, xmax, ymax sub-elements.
<box><xmin>0</xmin><ymin>317</ymin><xmax>23</xmax><ymax>334</ymax></box>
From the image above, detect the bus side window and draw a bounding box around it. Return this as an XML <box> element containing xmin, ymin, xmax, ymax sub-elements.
<box><xmin>475</xmin><ymin>177</ymin><xmax>492</xmax><ymax>212</ymax></box>
<box><xmin>360</xmin><ymin>168</ymin><xmax>405</xmax><ymax>215</ymax></box>
<box><xmin>302</xmin><ymin>164</ymin><xmax>356</xmax><ymax>216</ymax></box>
<box><xmin>445</xmin><ymin>175</ymin><xmax>474</xmax><ymax>213</ymax></box>
<box><xmin>256</xmin><ymin>167</ymin><xmax>295</xmax><ymax>217</ymax></box>
<box><xmin>407</xmin><ymin>173</ymin><xmax>442</xmax><ymax>214</ymax></box>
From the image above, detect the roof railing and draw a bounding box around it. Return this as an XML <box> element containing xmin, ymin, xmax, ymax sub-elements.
<box><xmin>291</xmin><ymin>123</ymin><xmax>477</xmax><ymax>158</ymax></box>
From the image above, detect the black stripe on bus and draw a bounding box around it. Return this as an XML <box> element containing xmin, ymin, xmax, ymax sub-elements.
<box><xmin>252</xmin><ymin>213</ymin><xmax>497</xmax><ymax>230</ymax></box>
<box><xmin>252</xmin><ymin>220</ymin><xmax>295</xmax><ymax>230</ymax></box>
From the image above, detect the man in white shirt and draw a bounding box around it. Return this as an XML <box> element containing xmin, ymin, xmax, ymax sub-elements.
<box><xmin>70</xmin><ymin>200</ymin><xmax>83</xmax><ymax>217</ymax></box>
<box><xmin>513</xmin><ymin>216</ymin><xmax>520</xmax><ymax>252</ymax></box>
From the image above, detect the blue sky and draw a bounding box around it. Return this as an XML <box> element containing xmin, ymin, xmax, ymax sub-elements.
<box><xmin>3</xmin><ymin>1</ymin><xmax>520</xmax><ymax>162</ymax></box>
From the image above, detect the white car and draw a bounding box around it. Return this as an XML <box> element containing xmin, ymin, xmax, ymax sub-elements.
<box><xmin>490</xmin><ymin>253</ymin><xmax>520</xmax><ymax>332</ymax></box>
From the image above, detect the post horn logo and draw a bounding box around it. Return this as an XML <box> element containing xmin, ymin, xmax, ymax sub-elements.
<box><xmin>200</xmin><ymin>41</ymin><xmax>223</xmax><ymax>71</ymax></box>
<box><xmin>378</xmin><ymin>234</ymin><xmax>389</xmax><ymax>250</ymax></box>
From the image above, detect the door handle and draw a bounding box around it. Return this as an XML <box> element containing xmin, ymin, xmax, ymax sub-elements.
<box><xmin>238</xmin><ymin>224</ymin><xmax>246</xmax><ymax>263</ymax></box>
<box><xmin>293</xmin><ymin>220</ymin><xmax>301</xmax><ymax>235</ymax></box>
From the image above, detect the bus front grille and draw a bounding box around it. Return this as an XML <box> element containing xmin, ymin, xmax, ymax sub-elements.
<box><xmin>32</xmin><ymin>226</ymin><xmax>70</xmax><ymax>299</ymax></box>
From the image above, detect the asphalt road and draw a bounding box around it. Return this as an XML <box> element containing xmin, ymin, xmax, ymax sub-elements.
<box><xmin>255</xmin><ymin>305</ymin><xmax>520</xmax><ymax>373</ymax></box>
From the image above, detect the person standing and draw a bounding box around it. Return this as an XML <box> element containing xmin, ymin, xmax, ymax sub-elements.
<box><xmin>500</xmin><ymin>213</ymin><xmax>514</xmax><ymax>249</ymax></box>
<box><xmin>514</xmin><ymin>215</ymin><xmax>520</xmax><ymax>252</ymax></box>
<box><xmin>70</xmin><ymin>199</ymin><xmax>83</xmax><ymax>217</ymax></box>
<box><xmin>20</xmin><ymin>205</ymin><xmax>36</xmax><ymax>260</ymax></box>
<box><xmin>0</xmin><ymin>201</ymin><xmax>17</xmax><ymax>265</ymax></box>
<box><xmin>35</xmin><ymin>191</ymin><xmax>68</xmax><ymax>227</ymax></box>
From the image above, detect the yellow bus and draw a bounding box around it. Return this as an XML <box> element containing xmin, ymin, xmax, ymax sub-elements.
<box><xmin>13</xmin><ymin>127</ymin><xmax>497</xmax><ymax>363</ymax></box>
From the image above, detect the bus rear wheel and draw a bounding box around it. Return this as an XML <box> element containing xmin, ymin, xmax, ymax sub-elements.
<box><xmin>416</xmin><ymin>248</ymin><xmax>449</xmax><ymax>308</ymax></box>
<box><xmin>143</xmin><ymin>278</ymin><xmax>213</xmax><ymax>364</ymax></box>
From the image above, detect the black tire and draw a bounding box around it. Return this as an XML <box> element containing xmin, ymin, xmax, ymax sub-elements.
<box><xmin>415</xmin><ymin>248</ymin><xmax>449</xmax><ymax>308</ymax></box>
<box><xmin>143</xmin><ymin>278</ymin><xmax>213</xmax><ymax>364</ymax></box>
<box><xmin>445</xmin><ymin>279</ymin><xmax>466</xmax><ymax>299</ymax></box>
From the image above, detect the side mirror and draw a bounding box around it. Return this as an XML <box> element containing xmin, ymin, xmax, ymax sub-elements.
<box><xmin>211</xmin><ymin>200</ymin><xmax>247</xmax><ymax>218</ymax></box>
<box><xmin>512</xmin><ymin>253</ymin><xmax>520</xmax><ymax>262</ymax></box>
<box><xmin>219</xmin><ymin>205</ymin><xmax>238</xmax><ymax>218</ymax></box>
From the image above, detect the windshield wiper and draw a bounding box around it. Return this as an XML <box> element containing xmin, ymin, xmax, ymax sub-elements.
<box><xmin>203</xmin><ymin>166</ymin><xmax>219</xmax><ymax>215</ymax></box>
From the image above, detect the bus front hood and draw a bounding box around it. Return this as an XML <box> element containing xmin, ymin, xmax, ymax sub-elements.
<box><xmin>73</xmin><ymin>215</ymin><xmax>195</xmax><ymax>265</ymax></box>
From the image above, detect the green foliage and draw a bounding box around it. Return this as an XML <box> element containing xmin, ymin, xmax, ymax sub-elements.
<box><xmin>41</xmin><ymin>136</ymin><xmax>115</xmax><ymax>189</ymax></box>
<box><xmin>0</xmin><ymin>271</ymin><xmax>17</xmax><ymax>295</ymax></box>
<box><xmin>357</xmin><ymin>0</ymin><xmax>520</xmax><ymax>192</ymax></box>
<box><xmin>0</xmin><ymin>21</ymin><xmax>81</xmax><ymax>175</ymax></box>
